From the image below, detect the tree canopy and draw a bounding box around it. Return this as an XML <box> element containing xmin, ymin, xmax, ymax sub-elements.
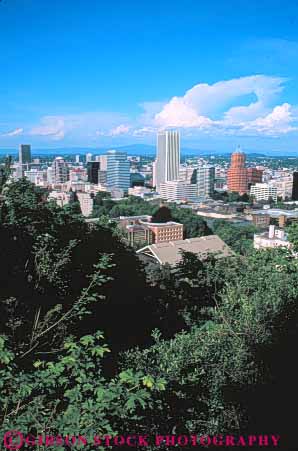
<box><xmin>1</xmin><ymin>179</ymin><xmax>298</xmax><ymax>449</ymax></box>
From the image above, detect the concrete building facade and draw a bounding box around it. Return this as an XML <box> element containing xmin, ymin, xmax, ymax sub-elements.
<box><xmin>155</xmin><ymin>130</ymin><xmax>180</xmax><ymax>191</ymax></box>
<box><xmin>250</xmin><ymin>183</ymin><xmax>277</xmax><ymax>202</ymax></box>
<box><xmin>197</xmin><ymin>165</ymin><xmax>215</xmax><ymax>198</ymax></box>
<box><xmin>52</xmin><ymin>157</ymin><xmax>69</xmax><ymax>184</ymax></box>
<box><xmin>106</xmin><ymin>150</ymin><xmax>130</xmax><ymax>192</ymax></box>
<box><xmin>159</xmin><ymin>180</ymin><xmax>198</xmax><ymax>202</ymax></box>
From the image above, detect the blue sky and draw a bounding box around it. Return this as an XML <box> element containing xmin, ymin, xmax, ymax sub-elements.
<box><xmin>1</xmin><ymin>0</ymin><xmax>298</xmax><ymax>152</ymax></box>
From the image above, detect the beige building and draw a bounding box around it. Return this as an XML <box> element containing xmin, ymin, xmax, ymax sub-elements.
<box><xmin>76</xmin><ymin>192</ymin><xmax>94</xmax><ymax>217</ymax></box>
<box><xmin>254</xmin><ymin>225</ymin><xmax>291</xmax><ymax>250</ymax></box>
<box><xmin>250</xmin><ymin>183</ymin><xmax>277</xmax><ymax>202</ymax></box>
<box><xmin>137</xmin><ymin>235</ymin><xmax>233</xmax><ymax>265</ymax></box>
<box><xmin>251</xmin><ymin>213</ymin><xmax>271</xmax><ymax>229</ymax></box>
<box><xmin>146</xmin><ymin>221</ymin><xmax>183</xmax><ymax>244</ymax></box>
<box><xmin>117</xmin><ymin>215</ymin><xmax>183</xmax><ymax>246</ymax></box>
<box><xmin>269</xmin><ymin>177</ymin><xmax>293</xmax><ymax>200</ymax></box>
<box><xmin>160</xmin><ymin>180</ymin><xmax>198</xmax><ymax>202</ymax></box>
<box><xmin>48</xmin><ymin>191</ymin><xmax>71</xmax><ymax>207</ymax></box>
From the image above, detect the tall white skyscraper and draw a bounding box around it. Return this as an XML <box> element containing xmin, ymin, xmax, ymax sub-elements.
<box><xmin>75</xmin><ymin>155</ymin><xmax>80</xmax><ymax>164</ymax></box>
<box><xmin>154</xmin><ymin>130</ymin><xmax>180</xmax><ymax>191</ymax></box>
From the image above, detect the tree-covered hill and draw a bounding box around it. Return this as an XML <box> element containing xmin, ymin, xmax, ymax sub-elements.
<box><xmin>1</xmin><ymin>180</ymin><xmax>298</xmax><ymax>449</ymax></box>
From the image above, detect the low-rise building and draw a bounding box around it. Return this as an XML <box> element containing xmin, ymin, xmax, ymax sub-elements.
<box><xmin>249</xmin><ymin>208</ymin><xmax>298</xmax><ymax>228</ymax></box>
<box><xmin>76</xmin><ymin>192</ymin><xmax>93</xmax><ymax>217</ymax></box>
<box><xmin>128</xmin><ymin>186</ymin><xmax>152</xmax><ymax>197</ymax></box>
<box><xmin>250</xmin><ymin>183</ymin><xmax>277</xmax><ymax>202</ymax></box>
<box><xmin>69</xmin><ymin>168</ymin><xmax>87</xmax><ymax>183</ymax></box>
<box><xmin>251</xmin><ymin>213</ymin><xmax>271</xmax><ymax>229</ymax></box>
<box><xmin>48</xmin><ymin>191</ymin><xmax>71</xmax><ymax>207</ymax></box>
<box><xmin>117</xmin><ymin>215</ymin><xmax>183</xmax><ymax>246</ymax></box>
<box><xmin>146</xmin><ymin>221</ymin><xmax>183</xmax><ymax>244</ymax></box>
<box><xmin>269</xmin><ymin>177</ymin><xmax>293</xmax><ymax>200</ymax></box>
<box><xmin>137</xmin><ymin>235</ymin><xmax>233</xmax><ymax>266</ymax></box>
<box><xmin>160</xmin><ymin>180</ymin><xmax>198</xmax><ymax>202</ymax></box>
<box><xmin>254</xmin><ymin>225</ymin><xmax>291</xmax><ymax>250</ymax></box>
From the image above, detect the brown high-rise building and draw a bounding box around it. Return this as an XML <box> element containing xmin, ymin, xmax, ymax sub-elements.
<box><xmin>247</xmin><ymin>167</ymin><xmax>263</xmax><ymax>188</ymax></box>
<box><xmin>227</xmin><ymin>150</ymin><xmax>248</xmax><ymax>194</ymax></box>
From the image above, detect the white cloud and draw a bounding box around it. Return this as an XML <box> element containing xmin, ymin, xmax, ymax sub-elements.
<box><xmin>241</xmin><ymin>103</ymin><xmax>298</xmax><ymax>135</ymax></box>
<box><xmin>152</xmin><ymin>75</ymin><xmax>298</xmax><ymax>137</ymax></box>
<box><xmin>30</xmin><ymin>116</ymin><xmax>65</xmax><ymax>140</ymax></box>
<box><xmin>132</xmin><ymin>126</ymin><xmax>158</xmax><ymax>137</ymax></box>
<box><xmin>155</xmin><ymin>97</ymin><xmax>214</xmax><ymax>128</ymax></box>
<box><xmin>8</xmin><ymin>75</ymin><xmax>297</xmax><ymax>145</ymax></box>
<box><xmin>2</xmin><ymin>127</ymin><xmax>23</xmax><ymax>137</ymax></box>
<box><xmin>29</xmin><ymin>112</ymin><xmax>130</xmax><ymax>141</ymax></box>
<box><xmin>109</xmin><ymin>124</ymin><xmax>131</xmax><ymax>136</ymax></box>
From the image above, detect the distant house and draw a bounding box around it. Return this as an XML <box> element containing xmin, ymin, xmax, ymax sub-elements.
<box><xmin>137</xmin><ymin>235</ymin><xmax>233</xmax><ymax>266</ymax></box>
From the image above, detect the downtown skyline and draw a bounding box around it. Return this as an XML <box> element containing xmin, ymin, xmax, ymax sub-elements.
<box><xmin>1</xmin><ymin>0</ymin><xmax>298</xmax><ymax>152</ymax></box>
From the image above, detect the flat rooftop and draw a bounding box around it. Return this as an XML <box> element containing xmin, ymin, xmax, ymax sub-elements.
<box><xmin>252</xmin><ymin>209</ymin><xmax>298</xmax><ymax>218</ymax></box>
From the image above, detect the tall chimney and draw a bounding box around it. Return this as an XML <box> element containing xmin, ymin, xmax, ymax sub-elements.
<box><xmin>268</xmin><ymin>225</ymin><xmax>275</xmax><ymax>239</ymax></box>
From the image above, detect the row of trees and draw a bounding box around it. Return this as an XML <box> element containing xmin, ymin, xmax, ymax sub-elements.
<box><xmin>1</xmin><ymin>179</ymin><xmax>298</xmax><ymax>448</ymax></box>
<box><xmin>93</xmin><ymin>193</ymin><xmax>260</xmax><ymax>255</ymax></box>
<box><xmin>92</xmin><ymin>194</ymin><xmax>211</xmax><ymax>239</ymax></box>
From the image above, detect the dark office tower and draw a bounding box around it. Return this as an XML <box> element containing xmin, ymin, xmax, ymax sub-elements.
<box><xmin>292</xmin><ymin>172</ymin><xmax>298</xmax><ymax>200</ymax></box>
<box><xmin>87</xmin><ymin>162</ymin><xmax>100</xmax><ymax>184</ymax></box>
<box><xmin>19</xmin><ymin>144</ymin><xmax>31</xmax><ymax>165</ymax></box>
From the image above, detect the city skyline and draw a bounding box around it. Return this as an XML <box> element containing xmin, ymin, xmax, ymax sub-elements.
<box><xmin>1</xmin><ymin>1</ymin><xmax>298</xmax><ymax>152</ymax></box>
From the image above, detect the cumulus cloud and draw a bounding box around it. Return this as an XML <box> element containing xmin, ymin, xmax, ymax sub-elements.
<box><xmin>154</xmin><ymin>75</ymin><xmax>285</xmax><ymax>128</ymax></box>
<box><xmin>155</xmin><ymin>97</ymin><xmax>214</xmax><ymax>128</ymax></box>
<box><xmin>2</xmin><ymin>127</ymin><xmax>23</xmax><ymax>137</ymax></box>
<box><xmin>241</xmin><ymin>103</ymin><xmax>298</xmax><ymax>135</ymax></box>
<box><xmin>152</xmin><ymin>75</ymin><xmax>298</xmax><ymax>137</ymax></box>
<box><xmin>9</xmin><ymin>75</ymin><xmax>298</xmax><ymax>144</ymax></box>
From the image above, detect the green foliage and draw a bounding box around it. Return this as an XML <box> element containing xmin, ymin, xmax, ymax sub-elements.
<box><xmin>0</xmin><ymin>180</ymin><xmax>163</xmax><ymax>444</ymax></box>
<box><xmin>123</xmin><ymin>249</ymin><xmax>298</xmax><ymax>446</ymax></box>
<box><xmin>286</xmin><ymin>222</ymin><xmax>298</xmax><ymax>249</ymax></box>
<box><xmin>151</xmin><ymin>206</ymin><xmax>172</xmax><ymax>223</ymax></box>
<box><xmin>0</xmin><ymin>332</ymin><xmax>164</xmax><ymax>448</ymax></box>
<box><xmin>92</xmin><ymin>195</ymin><xmax>211</xmax><ymax>239</ymax></box>
<box><xmin>212</xmin><ymin>190</ymin><xmax>251</xmax><ymax>203</ymax></box>
<box><xmin>170</xmin><ymin>206</ymin><xmax>211</xmax><ymax>238</ymax></box>
<box><xmin>212</xmin><ymin>219</ymin><xmax>257</xmax><ymax>254</ymax></box>
<box><xmin>0</xmin><ymin>157</ymin><xmax>12</xmax><ymax>192</ymax></box>
<box><xmin>2</xmin><ymin>178</ymin><xmax>298</xmax><ymax>448</ymax></box>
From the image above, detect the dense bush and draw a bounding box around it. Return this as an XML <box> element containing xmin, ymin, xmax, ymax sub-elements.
<box><xmin>1</xmin><ymin>180</ymin><xmax>298</xmax><ymax>449</ymax></box>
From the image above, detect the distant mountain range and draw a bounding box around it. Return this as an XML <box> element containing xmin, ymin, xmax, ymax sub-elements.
<box><xmin>0</xmin><ymin>144</ymin><xmax>297</xmax><ymax>158</ymax></box>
